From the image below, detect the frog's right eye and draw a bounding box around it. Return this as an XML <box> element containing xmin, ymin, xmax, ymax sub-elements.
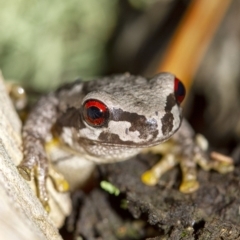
<box><xmin>83</xmin><ymin>99</ymin><xmax>109</xmax><ymax>127</ymax></box>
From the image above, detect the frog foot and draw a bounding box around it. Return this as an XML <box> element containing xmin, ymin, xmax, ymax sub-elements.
<box><xmin>18</xmin><ymin>138</ymin><xmax>69</xmax><ymax>211</ymax></box>
<box><xmin>18</xmin><ymin>162</ymin><xmax>69</xmax><ymax>212</ymax></box>
<box><xmin>18</xmin><ymin>152</ymin><xmax>51</xmax><ymax>211</ymax></box>
<box><xmin>141</xmin><ymin>153</ymin><xmax>201</xmax><ymax>193</ymax></box>
<box><xmin>141</xmin><ymin>134</ymin><xmax>234</xmax><ymax>194</ymax></box>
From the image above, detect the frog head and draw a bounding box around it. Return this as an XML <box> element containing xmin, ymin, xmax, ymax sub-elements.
<box><xmin>79</xmin><ymin>72</ymin><xmax>185</xmax><ymax>148</ymax></box>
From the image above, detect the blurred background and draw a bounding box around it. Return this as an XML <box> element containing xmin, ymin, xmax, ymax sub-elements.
<box><xmin>0</xmin><ymin>0</ymin><xmax>240</xmax><ymax>151</ymax></box>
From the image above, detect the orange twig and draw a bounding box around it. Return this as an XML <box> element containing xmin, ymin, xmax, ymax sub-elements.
<box><xmin>157</xmin><ymin>0</ymin><xmax>232</xmax><ymax>94</ymax></box>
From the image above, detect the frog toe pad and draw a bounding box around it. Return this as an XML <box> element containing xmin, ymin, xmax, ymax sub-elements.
<box><xmin>49</xmin><ymin>165</ymin><xmax>70</xmax><ymax>192</ymax></box>
<box><xmin>18</xmin><ymin>166</ymin><xmax>32</xmax><ymax>181</ymax></box>
<box><xmin>141</xmin><ymin>170</ymin><xmax>159</xmax><ymax>186</ymax></box>
<box><xmin>179</xmin><ymin>179</ymin><xmax>199</xmax><ymax>193</ymax></box>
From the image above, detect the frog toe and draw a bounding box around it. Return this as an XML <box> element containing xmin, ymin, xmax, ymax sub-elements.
<box><xmin>46</xmin><ymin>139</ymin><xmax>70</xmax><ymax>192</ymax></box>
<box><xmin>37</xmin><ymin>183</ymin><xmax>50</xmax><ymax>212</ymax></box>
<box><xmin>55</xmin><ymin>178</ymin><xmax>69</xmax><ymax>192</ymax></box>
<box><xmin>212</xmin><ymin>162</ymin><xmax>234</xmax><ymax>174</ymax></box>
<box><xmin>141</xmin><ymin>170</ymin><xmax>158</xmax><ymax>186</ymax></box>
<box><xmin>17</xmin><ymin>165</ymin><xmax>32</xmax><ymax>181</ymax></box>
<box><xmin>210</xmin><ymin>152</ymin><xmax>234</xmax><ymax>174</ymax></box>
<box><xmin>179</xmin><ymin>179</ymin><xmax>199</xmax><ymax>193</ymax></box>
<box><xmin>42</xmin><ymin>201</ymin><xmax>51</xmax><ymax>213</ymax></box>
<box><xmin>49</xmin><ymin>170</ymin><xmax>70</xmax><ymax>193</ymax></box>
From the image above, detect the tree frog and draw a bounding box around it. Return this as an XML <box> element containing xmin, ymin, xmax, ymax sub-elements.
<box><xmin>18</xmin><ymin>73</ymin><xmax>233</xmax><ymax>209</ymax></box>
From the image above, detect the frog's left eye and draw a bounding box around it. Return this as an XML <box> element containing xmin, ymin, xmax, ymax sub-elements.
<box><xmin>83</xmin><ymin>99</ymin><xmax>109</xmax><ymax>127</ymax></box>
<box><xmin>174</xmin><ymin>77</ymin><xmax>186</xmax><ymax>104</ymax></box>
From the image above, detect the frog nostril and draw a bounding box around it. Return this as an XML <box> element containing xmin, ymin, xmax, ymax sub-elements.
<box><xmin>174</xmin><ymin>77</ymin><xmax>186</xmax><ymax>104</ymax></box>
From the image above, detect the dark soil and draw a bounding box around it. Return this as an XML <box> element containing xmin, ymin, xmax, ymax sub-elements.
<box><xmin>66</xmin><ymin>152</ymin><xmax>240</xmax><ymax>240</ymax></box>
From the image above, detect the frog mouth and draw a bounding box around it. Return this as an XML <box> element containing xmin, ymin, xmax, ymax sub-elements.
<box><xmin>79</xmin><ymin>134</ymin><xmax>174</xmax><ymax>149</ymax></box>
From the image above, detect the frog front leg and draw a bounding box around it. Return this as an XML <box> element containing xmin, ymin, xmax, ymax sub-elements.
<box><xmin>18</xmin><ymin>94</ymin><xmax>68</xmax><ymax>209</ymax></box>
<box><xmin>142</xmin><ymin>119</ymin><xmax>234</xmax><ymax>193</ymax></box>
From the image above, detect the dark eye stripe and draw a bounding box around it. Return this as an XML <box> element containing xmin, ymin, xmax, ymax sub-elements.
<box><xmin>83</xmin><ymin>99</ymin><xmax>109</xmax><ymax>127</ymax></box>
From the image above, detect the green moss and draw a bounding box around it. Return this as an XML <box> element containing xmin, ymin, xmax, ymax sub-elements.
<box><xmin>0</xmin><ymin>0</ymin><xmax>118</xmax><ymax>90</ymax></box>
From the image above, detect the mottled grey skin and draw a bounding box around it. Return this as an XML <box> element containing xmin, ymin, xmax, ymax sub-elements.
<box><xmin>19</xmin><ymin>73</ymin><xmax>183</xmax><ymax>206</ymax></box>
<box><xmin>55</xmin><ymin>73</ymin><xmax>182</xmax><ymax>161</ymax></box>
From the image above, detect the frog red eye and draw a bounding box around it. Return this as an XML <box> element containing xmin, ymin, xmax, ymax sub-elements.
<box><xmin>83</xmin><ymin>99</ymin><xmax>109</xmax><ymax>127</ymax></box>
<box><xmin>174</xmin><ymin>77</ymin><xmax>186</xmax><ymax>104</ymax></box>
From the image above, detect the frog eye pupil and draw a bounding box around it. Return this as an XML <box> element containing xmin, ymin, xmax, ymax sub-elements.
<box><xmin>174</xmin><ymin>77</ymin><xmax>186</xmax><ymax>104</ymax></box>
<box><xmin>83</xmin><ymin>99</ymin><xmax>109</xmax><ymax>127</ymax></box>
<box><xmin>87</xmin><ymin>106</ymin><xmax>103</xmax><ymax>119</ymax></box>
